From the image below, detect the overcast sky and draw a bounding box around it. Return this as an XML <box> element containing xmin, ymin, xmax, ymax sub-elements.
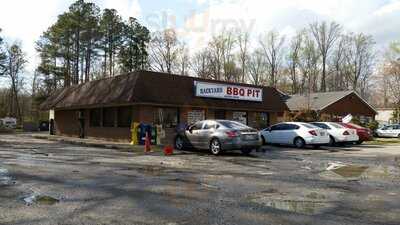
<box><xmin>1</xmin><ymin>0</ymin><xmax>400</xmax><ymax>88</ymax></box>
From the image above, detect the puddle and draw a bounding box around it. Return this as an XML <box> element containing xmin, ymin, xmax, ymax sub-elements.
<box><xmin>261</xmin><ymin>199</ymin><xmax>333</xmax><ymax>214</ymax></box>
<box><xmin>254</xmin><ymin>198</ymin><xmax>333</xmax><ymax>215</ymax></box>
<box><xmin>249</xmin><ymin>189</ymin><xmax>334</xmax><ymax>215</ymax></box>
<box><xmin>0</xmin><ymin>167</ymin><xmax>14</xmax><ymax>186</ymax></box>
<box><xmin>323</xmin><ymin>163</ymin><xmax>400</xmax><ymax>181</ymax></box>
<box><xmin>331</xmin><ymin>165</ymin><xmax>369</xmax><ymax>178</ymax></box>
<box><xmin>136</xmin><ymin>166</ymin><xmax>165</xmax><ymax>176</ymax></box>
<box><xmin>23</xmin><ymin>194</ymin><xmax>60</xmax><ymax>206</ymax></box>
<box><xmin>169</xmin><ymin>178</ymin><xmax>219</xmax><ymax>189</ymax></box>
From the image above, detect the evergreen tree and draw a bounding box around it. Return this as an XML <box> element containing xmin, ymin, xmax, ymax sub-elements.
<box><xmin>99</xmin><ymin>8</ymin><xmax>124</xmax><ymax>77</ymax></box>
<box><xmin>119</xmin><ymin>17</ymin><xmax>150</xmax><ymax>72</ymax></box>
<box><xmin>36</xmin><ymin>0</ymin><xmax>150</xmax><ymax>85</ymax></box>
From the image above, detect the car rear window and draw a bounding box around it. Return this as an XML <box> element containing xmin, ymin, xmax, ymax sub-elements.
<box><xmin>219</xmin><ymin>121</ymin><xmax>250</xmax><ymax>129</ymax></box>
<box><xmin>301</xmin><ymin>123</ymin><xmax>318</xmax><ymax>129</ymax></box>
<box><xmin>311</xmin><ymin>123</ymin><xmax>330</xmax><ymax>129</ymax></box>
<box><xmin>329</xmin><ymin>123</ymin><xmax>344</xmax><ymax>129</ymax></box>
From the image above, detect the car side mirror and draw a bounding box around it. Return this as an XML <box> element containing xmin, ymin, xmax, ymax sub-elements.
<box><xmin>265</xmin><ymin>128</ymin><xmax>271</xmax><ymax>132</ymax></box>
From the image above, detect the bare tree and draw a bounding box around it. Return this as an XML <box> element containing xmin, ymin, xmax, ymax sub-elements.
<box><xmin>382</xmin><ymin>41</ymin><xmax>400</xmax><ymax>105</ymax></box>
<box><xmin>207</xmin><ymin>31</ymin><xmax>237</xmax><ymax>81</ymax></box>
<box><xmin>247</xmin><ymin>49</ymin><xmax>267</xmax><ymax>85</ymax></box>
<box><xmin>259</xmin><ymin>30</ymin><xmax>285</xmax><ymax>87</ymax></box>
<box><xmin>191</xmin><ymin>49</ymin><xmax>212</xmax><ymax>79</ymax></box>
<box><xmin>148</xmin><ymin>29</ymin><xmax>180</xmax><ymax>74</ymax></box>
<box><xmin>177</xmin><ymin>42</ymin><xmax>189</xmax><ymax>76</ymax></box>
<box><xmin>343</xmin><ymin>33</ymin><xmax>375</xmax><ymax>96</ymax></box>
<box><xmin>4</xmin><ymin>43</ymin><xmax>27</xmax><ymax>123</ymax></box>
<box><xmin>328</xmin><ymin>36</ymin><xmax>347</xmax><ymax>91</ymax></box>
<box><xmin>309</xmin><ymin>21</ymin><xmax>342</xmax><ymax>92</ymax></box>
<box><xmin>237</xmin><ymin>29</ymin><xmax>250</xmax><ymax>83</ymax></box>
<box><xmin>299</xmin><ymin>35</ymin><xmax>320</xmax><ymax>95</ymax></box>
<box><xmin>0</xmin><ymin>28</ymin><xmax>6</xmax><ymax>76</ymax></box>
<box><xmin>287</xmin><ymin>30</ymin><xmax>304</xmax><ymax>94</ymax></box>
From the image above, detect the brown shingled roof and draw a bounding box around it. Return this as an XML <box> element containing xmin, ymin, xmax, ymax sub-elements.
<box><xmin>41</xmin><ymin>70</ymin><xmax>288</xmax><ymax>112</ymax></box>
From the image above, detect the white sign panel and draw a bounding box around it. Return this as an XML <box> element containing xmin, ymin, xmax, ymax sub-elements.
<box><xmin>194</xmin><ymin>81</ymin><xmax>263</xmax><ymax>102</ymax></box>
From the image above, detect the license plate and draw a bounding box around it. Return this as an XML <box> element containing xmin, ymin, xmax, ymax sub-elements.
<box><xmin>243</xmin><ymin>135</ymin><xmax>257</xmax><ymax>140</ymax></box>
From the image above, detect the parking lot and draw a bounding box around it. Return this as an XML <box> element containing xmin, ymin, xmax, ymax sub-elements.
<box><xmin>1</xmin><ymin>133</ymin><xmax>400</xmax><ymax>225</ymax></box>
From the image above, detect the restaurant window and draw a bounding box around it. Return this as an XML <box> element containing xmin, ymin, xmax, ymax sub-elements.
<box><xmin>232</xmin><ymin>111</ymin><xmax>248</xmax><ymax>125</ymax></box>
<box><xmin>154</xmin><ymin>108</ymin><xmax>178</xmax><ymax>128</ymax></box>
<box><xmin>117</xmin><ymin>106</ymin><xmax>132</xmax><ymax>127</ymax></box>
<box><xmin>214</xmin><ymin>110</ymin><xmax>226</xmax><ymax>119</ymax></box>
<box><xmin>89</xmin><ymin>108</ymin><xmax>102</xmax><ymax>127</ymax></box>
<box><xmin>255</xmin><ymin>112</ymin><xmax>269</xmax><ymax>128</ymax></box>
<box><xmin>103</xmin><ymin>107</ymin><xmax>116</xmax><ymax>127</ymax></box>
<box><xmin>187</xmin><ymin>110</ymin><xmax>205</xmax><ymax>125</ymax></box>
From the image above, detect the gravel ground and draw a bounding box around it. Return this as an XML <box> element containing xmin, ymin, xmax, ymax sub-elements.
<box><xmin>1</xmin><ymin>134</ymin><xmax>400</xmax><ymax>225</ymax></box>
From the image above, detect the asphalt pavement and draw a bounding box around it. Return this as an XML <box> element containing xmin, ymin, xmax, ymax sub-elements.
<box><xmin>1</xmin><ymin>134</ymin><xmax>400</xmax><ymax>225</ymax></box>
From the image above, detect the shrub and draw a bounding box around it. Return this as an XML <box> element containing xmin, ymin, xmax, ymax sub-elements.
<box><xmin>292</xmin><ymin>109</ymin><xmax>319</xmax><ymax>122</ymax></box>
<box><xmin>367</xmin><ymin>120</ymin><xmax>379</xmax><ymax>131</ymax></box>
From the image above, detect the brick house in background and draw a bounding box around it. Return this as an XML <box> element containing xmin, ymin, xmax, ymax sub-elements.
<box><xmin>284</xmin><ymin>91</ymin><xmax>377</xmax><ymax>123</ymax></box>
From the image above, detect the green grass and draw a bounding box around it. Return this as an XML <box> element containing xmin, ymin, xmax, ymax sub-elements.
<box><xmin>366</xmin><ymin>138</ymin><xmax>400</xmax><ymax>145</ymax></box>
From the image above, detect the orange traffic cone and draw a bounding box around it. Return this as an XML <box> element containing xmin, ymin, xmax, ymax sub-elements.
<box><xmin>144</xmin><ymin>132</ymin><xmax>151</xmax><ymax>153</ymax></box>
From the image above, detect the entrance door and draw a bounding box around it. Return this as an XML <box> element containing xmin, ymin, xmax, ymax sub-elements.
<box><xmin>214</xmin><ymin>110</ymin><xmax>226</xmax><ymax>120</ymax></box>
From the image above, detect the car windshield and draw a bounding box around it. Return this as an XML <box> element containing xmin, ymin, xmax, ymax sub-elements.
<box><xmin>219</xmin><ymin>121</ymin><xmax>250</xmax><ymax>129</ymax></box>
<box><xmin>300</xmin><ymin>123</ymin><xmax>319</xmax><ymax>129</ymax></box>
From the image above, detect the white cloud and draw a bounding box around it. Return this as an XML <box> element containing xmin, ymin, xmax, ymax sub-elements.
<box><xmin>0</xmin><ymin>0</ymin><xmax>142</xmax><ymax>89</ymax></box>
<box><xmin>99</xmin><ymin>0</ymin><xmax>142</xmax><ymax>19</ymax></box>
<box><xmin>1</xmin><ymin>0</ymin><xmax>400</xmax><ymax>86</ymax></box>
<box><xmin>179</xmin><ymin>0</ymin><xmax>400</xmax><ymax>54</ymax></box>
<box><xmin>374</xmin><ymin>0</ymin><xmax>400</xmax><ymax>16</ymax></box>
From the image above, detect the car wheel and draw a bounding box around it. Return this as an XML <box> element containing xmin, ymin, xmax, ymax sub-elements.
<box><xmin>329</xmin><ymin>136</ymin><xmax>336</xmax><ymax>146</ymax></box>
<box><xmin>294</xmin><ymin>137</ymin><xmax>305</xmax><ymax>149</ymax></box>
<box><xmin>210</xmin><ymin>138</ymin><xmax>222</xmax><ymax>155</ymax></box>
<box><xmin>174</xmin><ymin>136</ymin><xmax>184</xmax><ymax>150</ymax></box>
<box><xmin>241</xmin><ymin>149</ymin><xmax>253</xmax><ymax>155</ymax></box>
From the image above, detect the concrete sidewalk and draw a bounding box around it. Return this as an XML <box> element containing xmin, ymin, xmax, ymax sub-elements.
<box><xmin>23</xmin><ymin>132</ymin><xmax>164</xmax><ymax>153</ymax></box>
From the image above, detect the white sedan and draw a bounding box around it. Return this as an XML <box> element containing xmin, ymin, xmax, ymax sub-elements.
<box><xmin>310</xmin><ymin>122</ymin><xmax>359</xmax><ymax>145</ymax></box>
<box><xmin>375</xmin><ymin>124</ymin><xmax>400</xmax><ymax>138</ymax></box>
<box><xmin>261</xmin><ymin>122</ymin><xmax>330</xmax><ymax>148</ymax></box>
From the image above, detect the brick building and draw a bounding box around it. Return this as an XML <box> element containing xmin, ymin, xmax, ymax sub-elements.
<box><xmin>41</xmin><ymin>71</ymin><xmax>288</xmax><ymax>142</ymax></box>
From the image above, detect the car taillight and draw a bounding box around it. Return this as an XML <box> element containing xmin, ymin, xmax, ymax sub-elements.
<box><xmin>309</xmin><ymin>130</ymin><xmax>318</xmax><ymax>136</ymax></box>
<box><xmin>343</xmin><ymin>130</ymin><xmax>350</xmax><ymax>135</ymax></box>
<box><xmin>226</xmin><ymin>131</ymin><xmax>239</xmax><ymax>138</ymax></box>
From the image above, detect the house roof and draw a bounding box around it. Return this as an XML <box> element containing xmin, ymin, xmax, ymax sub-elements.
<box><xmin>286</xmin><ymin>91</ymin><xmax>353</xmax><ymax>111</ymax></box>
<box><xmin>41</xmin><ymin>70</ymin><xmax>289</xmax><ymax>112</ymax></box>
<box><xmin>285</xmin><ymin>90</ymin><xmax>377</xmax><ymax>115</ymax></box>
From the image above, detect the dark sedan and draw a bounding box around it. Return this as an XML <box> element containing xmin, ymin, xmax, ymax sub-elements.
<box><xmin>174</xmin><ymin>120</ymin><xmax>261</xmax><ymax>155</ymax></box>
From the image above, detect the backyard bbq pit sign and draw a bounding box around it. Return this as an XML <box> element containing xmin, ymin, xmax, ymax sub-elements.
<box><xmin>194</xmin><ymin>81</ymin><xmax>263</xmax><ymax>102</ymax></box>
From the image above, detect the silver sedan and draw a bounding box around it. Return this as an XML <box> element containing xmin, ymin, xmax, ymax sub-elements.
<box><xmin>174</xmin><ymin>120</ymin><xmax>262</xmax><ymax>155</ymax></box>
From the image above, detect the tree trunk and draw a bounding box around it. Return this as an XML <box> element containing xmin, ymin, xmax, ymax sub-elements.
<box><xmin>75</xmin><ymin>29</ymin><xmax>80</xmax><ymax>84</ymax></box>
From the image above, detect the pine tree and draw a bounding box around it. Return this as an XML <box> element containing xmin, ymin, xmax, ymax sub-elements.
<box><xmin>119</xmin><ymin>17</ymin><xmax>150</xmax><ymax>72</ymax></box>
<box><xmin>99</xmin><ymin>8</ymin><xmax>124</xmax><ymax>77</ymax></box>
